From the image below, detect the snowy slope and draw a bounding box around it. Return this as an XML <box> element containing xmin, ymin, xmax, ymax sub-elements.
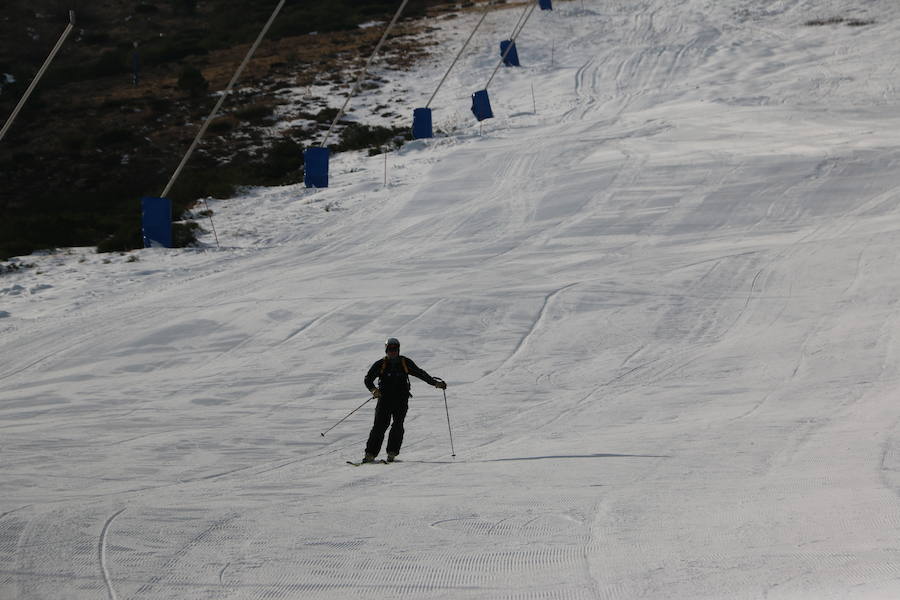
<box><xmin>5</xmin><ymin>0</ymin><xmax>900</xmax><ymax>598</ymax></box>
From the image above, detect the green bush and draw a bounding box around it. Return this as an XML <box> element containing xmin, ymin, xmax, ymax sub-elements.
<box><xmin>60</xmin><ymin>131</ymin><xmax>86</xmax><ymax>154</ymax></box>
<box><xmin>169</xmin><ymin>0</ymin><xmax>197</xmax><ymax>15</ymax></box>
<box><xmin>177</xmin><ymin>66</ymin><xmax>209</xmax><ymax>97</ymax></box>
<box><xmin>0</xmin><ymin>234</ymin><xmax>39</xmax><ymax>261</ymax></box>
<box><xmin>147</xmin><ymin>97</ymin><xmax>174</xmax><ymax>114</ymax></box>
<box><xmin>254</xmin><ymin>138</ymin><xmax>303</xmax><ymax>181</ymax></box>
<box><xmin>207</xmin><ymin>116</ymin><xmax>237</xmax><ymax>134</ymax></box>
<box><xmin>270</xmin><ymin>4</ymin><xmax>358</xmax><ymax>37</ymax></box>
<box><xmin>334</xmin><ymin>123</ymin><xmax>409</xmax><ymax>153</ymax></box>
<box><xmin>142</xmin><ymin>35</ymin><xmax>209</xmax><ymax>65</ymax></box>
<box><xmin>315</xmin><ymin>107</ymin><xmax>340</xmax><ymax>123</ymax></box>
<box><xmin>167</xmin><ymin>166</ymin><xmax>238</xmax><ymax>206</ymax></box>
<box><xmin>95</xmin><ymin>128</ymin><xmax>136</xmax><ymax>146</ymax></box>
<box><xmin>173</xmin><ymin>221</ymin><xmax>201</xmax><ymax>247</ymax></box>
<box><xmin>84</xmin><ymin>50</ymin><xmax>127</xmax><ymax>78</ymax></box>
<box><xmin>97</xmin><ymin>221</ymin><xmax>141</xmax><ymax>253</ymax></box>
<box><xmin>234</xmin><ymin>102</ymin><xmax>275</xmax><ymax>123</ymax></box>
<box><xmin>82</xmin><ymin>32</ymin><xmax>112</xmax><ymax>45</ymax></box>
<box><xmin>163</xmin><ymin>137</ymin><xmax>303</xmax><ymax>208</ymax></box>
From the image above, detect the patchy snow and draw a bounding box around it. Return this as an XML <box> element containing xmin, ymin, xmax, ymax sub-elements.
<box><xmin>4</xmin><ymin>0</ymin><xmax>900</xmax><ymax>598</ymax></box>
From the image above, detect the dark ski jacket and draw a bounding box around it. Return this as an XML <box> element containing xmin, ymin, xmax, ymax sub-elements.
<box><xmin>364</xmin><ymin>355</ymin><xmax>438</xmax><ymax>399</ymax></box>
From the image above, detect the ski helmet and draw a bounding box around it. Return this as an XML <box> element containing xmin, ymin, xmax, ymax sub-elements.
<box><xmin>385</xmin><ymin>337</ymin><xmax>400</xmax><ymax>351</ymax></box>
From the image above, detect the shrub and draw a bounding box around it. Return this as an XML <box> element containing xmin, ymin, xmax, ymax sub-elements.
<box><xmin>60</xmin><ymin>131</ymin><xmax>87</xmax><ymax>154</ymax></box>
<box><xmin>177</xmin><ymin>66</ymin><xmax>209</xmax><ymax>97</ymax></box>
<box><xmin>270</xmin><ymin>6</ymin><xmax>357</xmax><ymax>38</ymax></box>
<box><xmin>255</xmin><ymin>138</ymin><xmax>303</xmax><ymax>181</ymax></box>
<box><xmin>0</xmin><ymin>235</ymin><xmax>38</xmax><ymax>261</ymax></box>
<box><xmin>84</xmin><ymin>50</ymin><xmax>126</xmax><ymax>78</ymax></box>
<box><xmin>82</xmin><ymin>32</ymin><xmax>112</xmax><ymax>45</ymax></box>
<box><xmin>207</xmin><ymin>115</ymin><xmax>237</xmax><ymax>134</ymax></box>
<box><xmin>172</xmin><ymin>221</ymin><xmax>201</xmax><ymax>247</ymax></box>
<box><xmin>333</xmin><ymin>123</ymin><xmax>409</xmax><ymax>153</ymax></box>
<box><xmin>234</xmin><ymin>102</ymin><xmax>275</xmax><ymax>123</ymax></box>
<box><xmin>315</xmin><ymin>107</ymin><xmax>340</xmax><ymax>123</ymax></box>
<box><xmin>170</xmin><ymin>0</ymin><xmax>197</xmax><ymax>15</ymax></box>
<box><xmin>142</xmin><ymin>36</ymin><xmax>209</xmax><ymax>65</ymax></box>
<box><xmin>162</xmin><ymin>137</ymin><xmax>304</xmax><ymax>208</ymax></box>
<box><xmin>95</xmin><ymin>128</ymin><xmax>136</xmax><ymax>146</ymax></box>
<box><xmin>97</xmin><ymin>221</ymin><xmax>141</xmax><ymax>253</ymax></box>
<box><xmin>147</xmin><ymin>97</ymin><xmax>173</xmax><ymax>114</ymax></box>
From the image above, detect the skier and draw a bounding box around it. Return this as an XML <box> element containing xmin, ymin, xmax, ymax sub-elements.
<box><xmin>361</xmin><ymin>337</ymin><xmax>446</xmax><ymax>463</ymax></box>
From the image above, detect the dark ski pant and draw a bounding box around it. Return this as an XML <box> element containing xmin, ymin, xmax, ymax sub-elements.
<box><xmin>365</xmin><ymin>396</ymin><xmax>409</xmax><ymax>457</ymax></box>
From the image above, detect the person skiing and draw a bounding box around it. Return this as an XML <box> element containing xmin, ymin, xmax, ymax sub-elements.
<box><xmin>361</xmin><ymin>337</ymin><xmax>446</xmax><ymax>463</ymax></box>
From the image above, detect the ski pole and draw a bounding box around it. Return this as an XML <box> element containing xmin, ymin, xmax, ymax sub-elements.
<box><xmin>435</xmin><ymin>378</ymin><xmax>456</xmax><ymax>457</ymax></box>
<box><xmin>320</xmin><ymin>395</ymin><xmax>374</xmax><ymax>437</ymax></box>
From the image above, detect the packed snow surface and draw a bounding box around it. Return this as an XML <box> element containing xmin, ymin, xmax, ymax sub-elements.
<box><xmin>4</xmin><ymin>0</ymin><xmax>900</xmax><ymax>598</ymax></box>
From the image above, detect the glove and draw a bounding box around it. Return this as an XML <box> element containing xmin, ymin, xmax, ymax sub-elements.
<box><xmin>434</xmin><ymin>380</ymin><xmax>447</xmax><ymax>390</ymax></box>
<box><xmin>371</xmin><ymin>388</ymin><xmax>381</xmax><ymax>398</ymax></box>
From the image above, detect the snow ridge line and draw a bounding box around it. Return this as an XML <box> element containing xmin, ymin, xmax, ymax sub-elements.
<box><xmin>493</xmin><ymin>282</ymin><xmax>581</xmax><ymax>377</ymax></box>
<box><xmin>276</xmin><ymin>304</ymin><xmax>348</xmax><ymax>347</ymax></box>
<box><xmin>99</xmin><ymin>508</ymin><xmax>126</xmax><ymax>600</ymax></box>
<box><xmin>0</xmin><ymin>504</ymin><xmax>31</xmax><ymax>522</ymax></box>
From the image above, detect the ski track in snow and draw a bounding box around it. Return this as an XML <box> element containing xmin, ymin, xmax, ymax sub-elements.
<box><xmin>99</xmin><ymin>508</ymin><xmax>125</xmax><ymax>600</ymax></box>
<box><xmin>6</xmin><ymin>0</ymin><xmax>900</xmax><ymax>598</ymax></box>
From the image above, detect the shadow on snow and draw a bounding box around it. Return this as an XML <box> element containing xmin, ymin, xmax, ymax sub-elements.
<box><xmin>410</xmin><ymin>452</ymin><xmax>670</xmax><ymax>464</ymax></box>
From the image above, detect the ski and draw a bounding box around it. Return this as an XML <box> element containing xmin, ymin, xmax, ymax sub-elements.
<box><xmin>346</xmin><ymin>460</ymin><xmax>389</xmax><ymax>466</ymax></box>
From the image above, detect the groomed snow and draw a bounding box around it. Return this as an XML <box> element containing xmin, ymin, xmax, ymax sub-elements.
<box><xmin>4</xmin><ymin>0</ymin><xmax>900</xmax><ymax>598</ymax></box>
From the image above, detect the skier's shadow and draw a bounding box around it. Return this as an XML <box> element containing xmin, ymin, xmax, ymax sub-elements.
<box><xmin>485</xmin><ymin>452</ymin><xmax>670</xmax><ymax>462</ymax></box>
<box><xmin>411</xmin><ymin>453</ymin><xmax>670</xmax><ymax>464</ymax></box>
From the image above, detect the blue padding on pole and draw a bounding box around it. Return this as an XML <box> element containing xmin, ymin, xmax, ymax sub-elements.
<box><xmin>500</xmin><ymin>40</ymin><xmax>520</xmax><ymax>67</ymax></box>
<box><xmin>471</xmin><ymin>90</ymin><xmax>493</xmax><ymax>121</ymax></box>
<box><xmin>539</xmin><ymin>0</ymin><xmax>552</xmax><ymax>10</ymax></box>
<box><xmin>304</xmin><ymin>147</ymin><xmax>330</xmax><ymax>188</ymax></box>
<box><xmin>141</xmin><ymin>196</ymin><xmax>172</xmax><ymax>248</ymax></box>
<box><xmin>412</xmin><ymin>107</ymin><xmax>433</xmax><ymax>139</ymax></box>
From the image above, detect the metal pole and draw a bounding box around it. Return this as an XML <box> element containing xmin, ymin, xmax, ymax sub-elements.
<box><xmin>320</xmin><ymin>396</ymin><xmax>375</xmax><ymax>437</ymax></box>
<box><xmin>485</xmin><ymin>2</ymin><xmax>537</xmax><ymax>91</ymax></box>
<box><xmin>202</xmin><ymin>198</ymin><xmax>219</xmax><ymax>248</ymax></box>
<box><xmin>320</xmin><ymin>0</ymin><xmax>410</xmax><ymax>147</ymax></box>
<box><xmin>507</xmin><ymin>2</ymin><xmax>529</xmax><ymax>40</ymax></box>
<box><xmin>426</xmin><ymin>1</ymin><xmax>493</xmax><ymax>109</ymax></box>
<box><xmin>0</xmin><ymin>11</ymin><xmax>76</xmax><ymax>142</ymax></box>
<box><xmin>160</xmin><ymin>0</ymin><xmax>287</xmax><ymax>198</ymax></box>
<box><xmin>435</xmin><ymin>379</ymin><xmax>455</xmax><ymax>457</ymax></box>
